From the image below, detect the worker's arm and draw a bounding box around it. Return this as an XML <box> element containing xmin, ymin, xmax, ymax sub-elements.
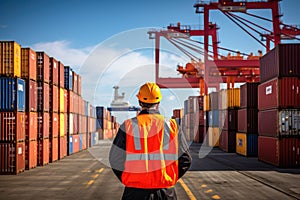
<box><xmin>177</xmin><ymin>124</ymin><xmax>192</xmax><ymax>179</ymax></box>
<box><xmin>109</xmin><ymin>123</ymin><xmax>126</xmax><ymax>182</ymax></box>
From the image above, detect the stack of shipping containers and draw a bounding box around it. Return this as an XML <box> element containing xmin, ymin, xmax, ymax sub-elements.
<box><xmin>207</xmin><ymin>92</ymin><xmax>219</xmax><ymax>147</ymax></box>
<box><xmin>49</xmin><ymin>57</ymin><xmax>59</xmax><ymax>163</ymax></box>
<box><xmin>36</xmin><ymin>52</ymin><xmax>50</xmax><ymax>166</ymax></box>
<box><xmin>236</xmin><ymin>83</ymin><xmax>259</xmax><ymax>156</ymax></box>
<box><xmin>96</xmin><ymin>106</ymin><xmax>112</xmax><ymax>140</ymax></box>
<box><xmin>0</xmin><ymin>41</ymin><xmax>26</xmax><ymax>174</ymax></box>
<box><xmin>219</xmin><ymin>88</ymin><xmax>240</xmax><ymax>152</ymax></box>
<box><xmin>258</xmin><ymin>44</ymin><xmax>300</xmax><ymax>168</ymax></box>
<box><xmin>21</xmin><ymin>48</ymin><xmax>38</xmax><ymax>169</ymax></box>
<box><xmin>58</xmin><ymin>61</ymin><xmax>67</xmax><ymax>160</ymax></box>
<box><xmin>181</xmin><ymin>96</ymin><xmax>204</xmax><ymax>143</ymax></box>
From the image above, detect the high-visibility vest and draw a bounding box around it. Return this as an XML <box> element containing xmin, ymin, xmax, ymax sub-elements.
<box><xmin>121</xmin><ymin>114</ymin><xmax>179</xmax><ymax>189</ymax></box>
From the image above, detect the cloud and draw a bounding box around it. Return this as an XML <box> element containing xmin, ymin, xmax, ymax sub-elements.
<box><xmin>32</xmin><ymin>40</ymin><xmax>92</xmax><ymax>71</ymax></box>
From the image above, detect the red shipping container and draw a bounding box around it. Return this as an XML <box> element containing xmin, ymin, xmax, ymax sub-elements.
<box><xmin>0</xmin><ymin>142</ymin><xmax>25</xmax><ymax>174</ymax></box>
<box><xmin>0</xmin><ymin>112</ymin><xmax>25</xmax><ymax>142</ymax></box>
<box><xmin>258</xmin><ymin>77</ymin><xmax>300</xmax><ymax>110</ymax></box>
<box><xmin>21</xmin><ymin>48</ymin><xmax>36</xmax><ymax>81</ymax></box>
<box><xmin>38</xmin><ymin>112</ymin><xmax>50</xmax><ymax>139</ymax></box>
<box><xmin>36</xmin><ymin>52</ymin><xmax>50</xmax><ymax>83</ymax></box>
<box><xmin>68</xmin><ymin>90</ymin><xmax>74</xmax><ymax>113</ymax></box>
<box><xmin>37</xmin><ymin>81</ymin><xmax>50</xmax><ymax>112</ymax></box>
<box><xmin>49</xmin><ymin>137</ymin><xmax>58</xmax><ymax>163</ymax></box>
<box><xmin>240</xmin><ymin>82</ymin><xmax>259</xmax><ymax>109</ymax></box>
<box><xmin>58</xmin><ymin>61</ymin><xmax>65</xmax><ymax>88</ymax></box>
<box><xmin>25</xmin><ymin>111</ymin><xmax>38</xmax><ymax>141</ymax></box>
<box><xmin>237</xmin><ymin>108</ymin><xmax>258</xmax><ymax>134</ymax></box>
<box><xmin>193</xmin><ymin>126</ymin><xmax>204</xmax><ymax>143</ymax></box>
<box><xmin>78</xmin><ymin>74</ymin><xmax>82</xmax><ymax>96</ymax></box>
<box><xmin>59</xmin><ymin>135</ymin><xmax>67</xmax><ymax>159</ymax></box>
<box><xmin>64</xmin><ymin>89</ymin><xmax>68</xmax><ymax>113</ymax></box>
<box><xmin>82</xmin><ymin>133</ymin><xmax>87</xmax><ymax>150</ymax></box>
<box><xmin>73</xmin><ymin>134</ymin><xmax>80</xmax><ymax>153</ymax></box>
<box><xmin>219</xmin><ymin>109</ymin><xmax>238</xmax><ymax>131</ymax></box>
<box><xmin>258</xmin><ymin>136</ymin><xmax>299</xmax><ymax>168</ymax></box>
<box><xmin>38</xmin><ymin>139</ymin><xmax>49</xmax><ymax>166</ymax></box>
<box><xmin>219</xmin><ymin>130</ymin><xmax>236</xmax><ymax>153</ymax></box>
<box><xmin>260</xmin><ymin>43</ymin><xmax>300</xmax><ymax>83</ymax></box>
<box><xmin>50</xmin><ymin>112</ymin><xmax>59</xmax><ymax>138</ymax></box>
<box><xmin>49</xmin><ymin>57</ymin><xmax>59</xmax><ymax>86</ymax></box>
<box><xmin>72</xmin><ymin>71</ymin><xmax>78</xmax><ymax>94</ymax></box>
<box><xmin>26</xmin><ymin>80</ymin><xmax>37</xmax><ymax>112</ymax></box>
<box><xmin>50</xmin><ymin>85</ymin><xmax>59</xmax><ymax>112</ymax></box>
<box><xmin>25</xmin><ymin>140</ymin><xmax>37</xmax><ymax>170</ymax></box>
<box><xmin>258</xmin><ymin>108</ymin><xmax>300</xmax><ymax>137</ymax></box>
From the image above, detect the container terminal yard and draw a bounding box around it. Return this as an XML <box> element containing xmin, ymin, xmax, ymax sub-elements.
<box><xmin>0</xmin><ymin>0</ymin><xmax>300</xmax><ymax>199</ymax></box>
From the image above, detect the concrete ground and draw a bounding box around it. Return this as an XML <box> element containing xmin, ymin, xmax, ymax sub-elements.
<box><xmin>0</xmin><ymin>141</ymin><xmax>299</xmax><ymax>200</ymax></box>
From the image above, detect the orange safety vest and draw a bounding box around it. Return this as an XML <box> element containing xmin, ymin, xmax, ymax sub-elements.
<box><xmin>121</xmin><ymin>114</ymin><xmax>179</xmax><ymax>189</ymax></box>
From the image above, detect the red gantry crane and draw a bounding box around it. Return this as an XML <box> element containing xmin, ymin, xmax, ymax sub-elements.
<box><xmin>148</xmin><ymin>0</ymin><xmax>300</xmax><ymax>95</ymax></box>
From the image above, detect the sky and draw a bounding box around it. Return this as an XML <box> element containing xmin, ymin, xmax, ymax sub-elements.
<box><xmin>1</xmin><ymin>0</ymin><xmax>299</xmax><ymax>122</ymax></box>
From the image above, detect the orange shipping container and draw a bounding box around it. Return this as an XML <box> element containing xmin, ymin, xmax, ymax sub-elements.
<box><xmin>208</xmin><ymin>127</ymin><xmax>220</xmax><ymax>147</ymax></box>
<box><xmin>25</xmin><ymin>112</ymin><xmax>38</xmax><ymax>141</ymax></box>
<box><xmin>21</xmin><ymin>48</ymin><xmax>36</xmax><ymax>80</ymax></box>
<box><xmin>0</xmin><ymin>41</ymin><xmax>21</xmax><ymax>77</ymax></box>
<box><xmin>219</xmin><ymin>88</ymin><xmax>240</xmax><ymax>110</ymax></box>
<box><xmin>203</xmin><ymin>94</ymin><xmax>210</xmax><ymax>111</ymax></box>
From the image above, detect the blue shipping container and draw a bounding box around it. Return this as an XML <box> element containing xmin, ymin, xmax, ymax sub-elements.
<box><xmin>64</xmin><ymin>66</ymin><xmax>73</xmax><ymax>90</ymax></box>
<box><xmin>84</xmin><ymin>101</ymin><xmax>89</xmax><ymax>116</ymax></box>
<box><xmin>68</xmin><ymin>135</ymin><xmax>73</xmax><ymax>155</ymax></box>
<box><xmin>0</xmin><ymin>77</ymin><xmax>25</xmax><ymax>112</ymax></box>
<box><xmin>96</xmin><ymin>118</ymin><xmax>104</xmax><ymax>129</ymax></box>
<box><xmin>96</xmin><ymin>106</ymin><xmax>105</xmax><ymax>119</ymax></box>
<box><xmin>79</xmin><ymin>134</ymin><xmax>83</xmax><ymax>151</ymax></box>
<box><xmin>208</xmin><ymin>110</ymin><xmax>219</xmax><ymax>127</ymax></box>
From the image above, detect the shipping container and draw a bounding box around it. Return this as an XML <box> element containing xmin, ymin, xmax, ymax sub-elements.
<box><xmin>78</xmin><ymin>74</ymin><xmax>82</xmax><ymax>96</ymax></box>
<box><xmin>237</xmin><ymin>108</ymin><xmax>258</xmax><ymax>134</ymax></box>
<box><xmin>0</xmin><ymin>77</ymin><xmax>26</xmax><ymax>112</ymax></box>
<box><xmin>25</xmin><ymin>140</ymin><xmax>37</xmax><ymax>170</ymax></box>
<box><xmin>193</xmin><ymin>126</ymin><xmax>204</xmax><ymax>143</ymax></box>
<box><xmin>208</xmin><ymin>110</ymin><xmax>219</xmax><ymax>127</ymax></box>
<box><xmin>173</xmin><ymin>109</ymin><xmax>183</xmax><ymax>119</ymax></box>
<box><xmin>37</xmin><ymin>112</ymin><xmax>50</xmax><ymax>139</ymax></box>
<box><xmin>219</xmin><ymin>109</ymin><xmax>238</xmax><ymax>131</ymax></box>
<box><xmin>73</xmin><ymin>134</ymin><xmax>80</xmax><ymax>153</ymax></box>
<box><xmin>59</xmin><ymin>88</ymin><xmax>64</xmax><ymax>113</ymax></box>
<box><xmin>64</xmin><ymin>66</ymin><xmax>73</xmax><ymax>90</ymax></box>
<box><xmin>91</xmin><ymin>132</ymin><xmax>99</xmax><ymax>146</ymax></box>
<box><xmin>26</xmin><ymin>79</ymin><xmax>37</xmax><ymax>112</ymax></box>
<box><xmin>258</xmin><ymin>77</ymin><xmax>300</xmax><ymax>110</ymax></box>
<box><xmin>219</xmin><ymin>88</ymin><xmax>240</xmax><ymax>110</ymax></box>
<box><xmin>260</xmin><ymin>43</ymin><xmax>300</xmax><ymax>83</ymax></box>
<box><xmin>58</xmin><ymin>61</ymin><xmax>64</xmax><ymax>88</ymax></box>
<box><xmin>49</xmin><ymin>57</ymin><xmax>59</xmax><ymax>86</ymax></box>
<box><xmin>258</xmin><ymin>136</ymin><xmax>299</xmax><ymax>168</ymax></box>
<box><xmin>68</xmin><ymin>135</ymin><xmax>73</xmax><ymax>155</ymax></box>
<box><xmin>50</xmin><ymin>84</ymin><xmax>59</xmax><ymax>112</ymax></box>
<box><xmin>0</xmin><ymin>112</ymin><xmax>25</xmax><ymax>142</ymax></box>
<box><xmin>236</xmin><ymin>133</ymin><xmax>258</xmax><ymax>156</ymax></box>
<box><xmin>25</xmin><ymin>111</ymin><xmax>38</xmax><ymax>141</ymax></box>
<box><xmin>37</xmin><ymin>81</ymin><xmax>50</xmax><ymax>112</ymax></box>
<box><xmin>0</xmin><ymin>41</ymin><xmax>21</xmax><ymax>77</ymax></box>
<box><xmin>219</xmin><ymin>130</ymin><xmax>236</xmax><ymax>153</ymax></box>
<box><xmin>59</xmin><ymin>113</ymin><xmax>65</xmax><ymax>137</ymax></box>
<box><xmin>208</xmin><ymin>127</ymin><xmax>219</xmax><ymax>147</ymax></box>
<box><xmin>258</xmin><ymin>108</ymin><xmax>300</xmax><ymax>137</ymax></box>
<box><xmin>21</xmin><ymin>48</ymin><xmax>36</xmax><ymax>81</ymax></box>
<box><xmin>0</xmin><ymin>142</ymin><xmax>25</xmax><ymax>174</ymax></box>
<box><xmin>59</xmin><ymin>135</ymin><xmax>67</xmax><ymax>159</ymax></box>
<box><xmin>240</xmin><ymin>82</ymin><xmax>259</xmax><ymax>109</ymax></box>
<box><xmin>50</xmin><ymin>112</ymin><xmax>59</xmax><ymax>138</ymax></box>
<box><xmin>203</xmin><ymin>95</ymin><xmax>210</xmax><ymax>111</ymax></box>
<box><xmin>49</xmin><ymin>137</ymin><xmax>58</xmax><ymax>163</ymax></box>
<box><xmin>36</xmin><ymin>52</ymin><xmax>50</xmax><ymax>83</ymax></box>
<box><xmin>37</xmin><ymin>138</ymin><xmax>49</xmax><ymax>166</ymax></box>
<box><xmin>79</xmin><ymin>133</ymin><xmax>88</xmax><ymax>151</ymax></box>
<box><xmin>72</xmin><ymin>71</ymin><xmax>78</xmax><ymax>94</ymax></box>
<box><xmin>209</xmin><ymin>92</ymin><xmax>218</xmax><ymax>110</ymax></box>
<box><xmin>68</xmin><ymin>90</ymin><xmax>74</xmax><ymax>113</ymax></box>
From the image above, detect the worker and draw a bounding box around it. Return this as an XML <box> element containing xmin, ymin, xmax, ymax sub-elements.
<box><xmin>109</xmin><ymin>82</ymin><xmax>192</xmax><ymax>200</ymax></box>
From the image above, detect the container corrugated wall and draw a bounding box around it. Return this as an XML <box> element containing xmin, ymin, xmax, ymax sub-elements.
<box><xmin>260</xmin><ymin>43</ymin><xmax>300</xmax><ymax>82</ymax></box>
<box><xmin>0</xmin><ymin>41</ymin><xmax>21</xmax><ymax>77</ymax></box>
<box><xmin>21</xmin><ymin>48</ymin><xmax>36</xmax><ymax>81</ymax></box>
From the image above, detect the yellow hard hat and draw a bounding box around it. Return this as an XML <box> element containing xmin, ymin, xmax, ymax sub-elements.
<box><xmin>136</xmin><ymin>82</ymin><xmax>162</xmax><ymax>104</ymax></box>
